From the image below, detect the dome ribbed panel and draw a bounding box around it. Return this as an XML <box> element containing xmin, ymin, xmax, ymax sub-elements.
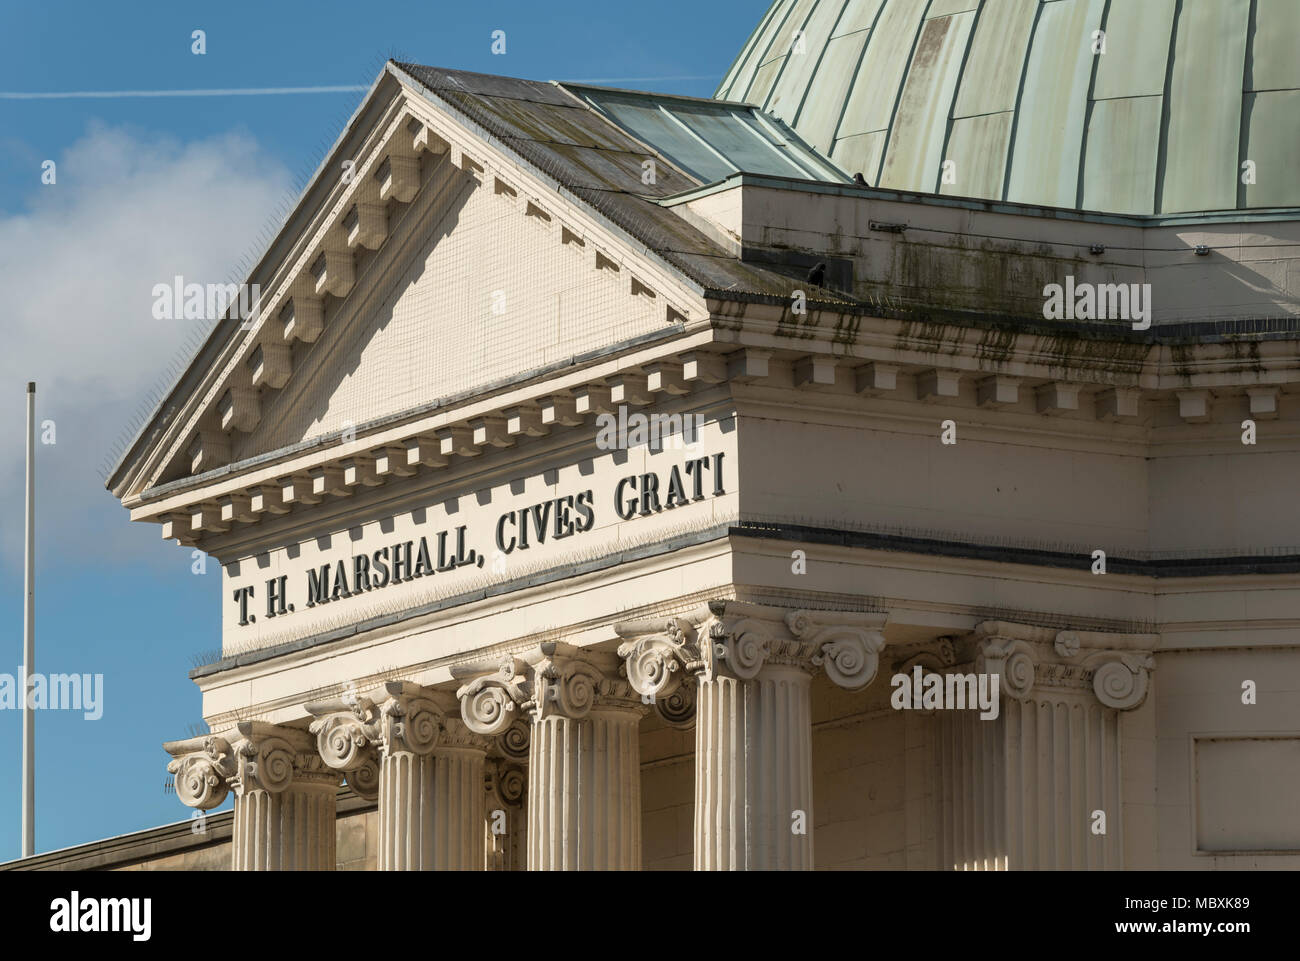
<box><xmin>716</xmin><ymin>0</ymin><xmax>1300</xmax><ymax>215</ymax></box>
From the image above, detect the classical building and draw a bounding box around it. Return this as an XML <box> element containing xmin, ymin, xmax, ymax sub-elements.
<box><xmin>19</xmin><ymin>0</ymin><xmax>1300</xmax><ymax>872</ymax></box>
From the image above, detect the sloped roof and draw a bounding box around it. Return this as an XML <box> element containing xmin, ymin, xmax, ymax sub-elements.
<box><xmin>718</xmin><ymin>0</ymin><xmax>1300</xmax><ymax>216</ymax></box>
<box><xmin>393</xmin><ymin>63</ymin><xmax>857</xmax><ymax>303</ymax></box>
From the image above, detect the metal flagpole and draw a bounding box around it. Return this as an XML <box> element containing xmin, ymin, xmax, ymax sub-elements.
<box><xmin>22</xmin><ymin>381</ymin><xmax>35</xmax><ymax>857</ymax></box>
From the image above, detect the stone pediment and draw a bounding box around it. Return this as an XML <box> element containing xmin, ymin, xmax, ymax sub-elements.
<box><xmin>227</xmin><ymin>148</ymin><xmax>675</xmax><ymax>464</ymax></box>
<box><xmin>108</xmin><ymin>63</ymin><xmax>722</xmax><ymax>513</ymax></box>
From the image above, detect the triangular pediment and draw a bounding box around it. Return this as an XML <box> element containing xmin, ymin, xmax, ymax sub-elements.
<box><xmin>109</xmin><ymin>64</ymin><xmax>729</xmax><ymax>505</ymax></box>
<box><xmin>231</xmin><ymin>152</ymin><xmax>679</xmax><ymax>462</ymax></box>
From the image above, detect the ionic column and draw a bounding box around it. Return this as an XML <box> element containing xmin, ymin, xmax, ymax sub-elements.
<box><xmin>457</xmin><ymin>643</ymin><xmax>646</xmax><ymax>870</ymax></box>
<box><xmin>529</xmin><ymin>705</ymin><xmax>642</xmax><ymax>870</ymax></box>
<box><xmin>309</xmin><ymin>681</ymin><xmax>488</xmax><ymax>870</ymax></box>
<box><xmin>165</xmin><ymin>721</ymin><xmax>341</xmax><ymax>870</ymax></box>
<box><xmin>616</xmin><ymin>604</ymin><xmax>888</xmax><ymax>871</ymax></box>
<box><xmin>695</xmin><ymin>664</ymin><xmax>813</xmax><ymax>870</ymax></box>
<box><xmin>937</xmin><ymin>623</ymin><xmax>1156</xmax><ymax>870</ymax></box>
<box><xmin>381</xmin><ymin>691</ymin><xmax>488</xmax><ymax>871</ymax></box>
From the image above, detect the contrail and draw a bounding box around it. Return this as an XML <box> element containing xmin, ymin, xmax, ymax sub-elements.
<box><xmin>565</xmin><ymin>75</ymin><xmax>716</xmax><ymax>84</ymax></box>
<box><xmin>0</xmin><ymin>85</ymin><xmax>369</xmax><ymax>100</ymax></box>
<box><xmin>0</xmin><ymin>76</ymin><xmax>718</xmax><ymax>100</ymax></box>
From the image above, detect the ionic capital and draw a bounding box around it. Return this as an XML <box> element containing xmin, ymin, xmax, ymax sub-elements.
<box><xmin>785</xmin><ymin>609</ymin><xmax>888</xmax><ymax>690</ymax></box>
<box><xmin>972</xmin><ymin>622</ymin><xmax>1156</xmax><ymax>710</ymax></box>
<box><xmin>484</xmin><ymin>758</ymin><xmax>526</xmax><ymax>808</ymax></box>
<box><xmin>306</xmin><ymin>693</ymin><xmax>382</xmax><ymax>800</ymax></box>
<box><xmin>164</xmin><ymin>721</ymin><xmax>339</xmax><ymax>808</ymax></box>
<box><xmin>624</xmin><ymin>601</ymin><xmax>889</xmax><ymax>689</ymax></box>
<box><xmin>614</xmin><ymin>615</ymin><xmax>704</xmax><ymax>699</ymax></box>
<box><xmin>231</xmin><ymin>722</ymin><xmax>337</xmax><ymax>794</ymax></box>
<box><xmin>307</xmin><ymin>681</ymin><xmax>490</xmax><ymax>790</ymax></box>
<box><xmin>455</xmin><ymin>657</ymin><xmax>532</xmax><ymax>736</ymax></box>
<box><xmin>376</xmin><ymin>681</ymin><xmax>451</xmax><ymax>757</ymax></box>
<box><xmin>164</xmin><ymin>735</ymin><xmax>233</xmax><ymax>810</ymax></box>
<box><xmin>535</xmin><ymin>644</ymin><xmax>641</xmax><ymax>720</ymax></box>
<box><xmin>614</xmin><ymin>603</ymin><xmax>890</xmax><ymax>693</ymax></box>
<box><xmin>701</xmin><ymin>609</ymin><xmax>777</xmax><ymax>681</ymax></box>
<box><xmin>495</xmin><ymin>717</ymin><xmax>531</xmax><ymax>760</ymax></box>
<box><xmin>454</xmin><ymin>643</ymin><xmax>642</xmax><ymax>732</ymax></box>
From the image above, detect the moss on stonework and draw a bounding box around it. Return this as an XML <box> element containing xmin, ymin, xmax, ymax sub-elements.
<box><xmin>831</xmin><ymin>313</ymin><xmax>862</xmax><ymax>346</ymax></box>
<box><xmin>775</xmin><ymin>308</ymin><xmax>822</xmax><ymax>339</ymax></box>
<box><xmin>1225</xmin><ymin>337</ymin><xmax>1265</xmax><ymax>373</ymax></box>
<box><xmin>894</xmin><ymin>317</ymin><xmax>953</xmax><ymax>357</ymax></box>
<box><xmin>881</xmin><ymin>238</ymin><xmax>1087</xmax><ymax>318</ymax></box>
<box><xmin>974</xmin><ymin>325</ymin><xmax>1019</xmax><ymax>366</ymax></box>
<box><xmin>1169</xmin><ymin>342</ymin><xmax>1197</xmax><ymax>380</ymax></box>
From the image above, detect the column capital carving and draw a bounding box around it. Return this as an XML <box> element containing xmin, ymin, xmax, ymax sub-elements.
<box><xmin>164</xmin><ymin>721</ymin><xmax>338</xmax><ymax>808</ymax></box>
<box><xmin>971</xmin><ymin>621</ymin><xmax>1156</xmax><ymax>710</ymax></box>
<box><xmin>484</xmin><ymin>758</ymin><xmax>526</xmax><ymax>808</ymax></box>
<box><xmin>494</xmin><ymin>717</ymin><xmax>532</xmax><ymax>761</ymax></box>
<box><xmin>700</xmin><ymin>608</ymin><xmax>772</xmax><ymax>682</ymax></box>
<box><xmin>306</xmin><ymin>681</ymin><xmax>489</xmax><ymax>799</ymax></box>
<box><xmin>376</xmin><ymin>681</ymin><xmax>448</xmax><ymax>756</ymax></box>
<box><xmin>652</xmin><ymin>682</ymin><xmax>697</xmax><ymax>729</ymax></box>
<box><xmin>615</xmin><ymin>615</ymin><xmax>704</xmax><ymax>699</ymax></box>
<box><xmin>785</xmin><ymin>609</ymin><xmax>889</xmax><ymax>690</ymax></box>
<box><xmin>534</xmin><ymin>644</ymin><xmax>641</xmax><ymax>720</ymax></box>
<box><xmin>163</xmin><ymin>735</ymin><xmax>233</xmax><ymax>810</ymax></box>
<box><xmin>230</xmin><ymin>722</ymin><xmax>337</xmax><ymax>795</ymax></box>
<box><xmin>306</xmin><ymin>693</ymin><xmax>382</xmax><ymax>800</ymax></box>
<box><xmin>453</xmin><ymin>643</ymin><xmax>642</xmax><ymax>733</ymax></box>
<box><xmin>454</xmin><ymin>657</ymin><xmax>533</xmax><ymax>736</ymax></box>
<box><xmin>615</xmin><ymin>602</ymin><xmax>889</xmax><ymax>691</ymax></box>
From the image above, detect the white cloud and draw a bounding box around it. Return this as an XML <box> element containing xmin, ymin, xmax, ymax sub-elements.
<box><xmin>0</xmin><ymin>123</ymin><xmax>293</xmax><ymax>572</ymax></box>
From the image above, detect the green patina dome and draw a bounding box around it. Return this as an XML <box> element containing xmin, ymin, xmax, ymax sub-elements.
<box><xmin>718</xmin><ymin>0</ymin><xmax>1300</xmax><ymax>215</ymax></box>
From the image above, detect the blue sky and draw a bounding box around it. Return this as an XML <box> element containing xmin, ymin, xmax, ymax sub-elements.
<box><xmin>0</xmin><ymin>0</ymin><xmax>763</xmax><ymax>860</ymax></box>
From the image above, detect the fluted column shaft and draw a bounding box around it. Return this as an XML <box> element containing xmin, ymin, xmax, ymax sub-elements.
<box><xmin>527</xmin><ymin>708</ymin><xmax>642</xmax><ymax>870</ymax></box>
<box><xmin>939</xmin><ymin>693</ymin><xmax>1122</xmax><ymax>870</ymax></box>
<box><xmin>379</xmin><ymin>747</ymin><xmax>485</xmax><ymax>870</ymax></box>
<box><xmin>164</xmin><ymin>721</ymin><xmax>341</xmax><ymax>872</ymax></box>
<box><xmin>937</xmin><ymin>626</ymin><xmax>1155</xmax><ymax>871</ymax></box>
<box><xmin>232</xmin><ymin>781</ymin><xmax>336</xmax><ymax>870</ymax></box>
<box><xmin>695</xmin><ymin>665</ymin><xmax>813</xmax><ymax>870</ymax></box>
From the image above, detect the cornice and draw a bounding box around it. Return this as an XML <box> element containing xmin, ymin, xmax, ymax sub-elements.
<box><xmin>111</xmin><ymin>91</ymin><xmax>1300</xmax><ymax>556</ymax></box>
<box><xmin>127</xmin><ymin>322</ymin><xmax>1300</xmax><ymax>553</ymax></box>
<box><xmin>712</xmin><ymin>303</ymin><xmax>1300</xmax><ymax>389</ymax></box>
<box><xmin>727</xmin><ymin>518</ymin><xmax>1300</xmax><ymax>579</ymax></box>
<box><xmin>128</xmin><ymin>330</ymin><xmax>722</xmax><ymax>538</ymax></box>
